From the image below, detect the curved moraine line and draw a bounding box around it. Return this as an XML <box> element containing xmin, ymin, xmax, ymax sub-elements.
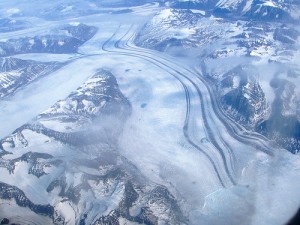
<box><xmin>120</xmin><ymin>24</ymin><xmax>278</xmax><ymax>155</ymax></box>
<box><xmin>101</xmin><ymin>24</ymin><xmax>237</xmax><ymax>187</ymax></box>
<box><xmin>114</xmin><ymin>25</ymin><xmax>238</xmax><ymax>181</ymax></box>
<box><xmin>124</xmin><ymin>32</ymin><xmax>275</xmax><ymax>156</ymax></box>
<box><xmin>100</xmin><ymin>23</ymin><xmax>281</xmax><ymax>188</ymax></box>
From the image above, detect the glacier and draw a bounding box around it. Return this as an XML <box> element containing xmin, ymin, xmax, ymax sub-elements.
<box><xmin>0</xmin><ymin>0</ymin><xmax>299</xmax><ymax>225</ymax></box>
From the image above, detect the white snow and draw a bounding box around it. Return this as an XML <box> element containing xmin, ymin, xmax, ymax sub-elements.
<box><xmin>242</xmin><ymin>0</ymin><xmax>254</xmax><ymax>13</ymax></box>
<box><xmin>153</xmin><ymin>9</ymin><xmax>174</xmax><ymax>24</ymax></box>
<box><xmin>58</xmin><ymin>40</ymin><xmax>65</xmax><ymax>46</ymax></box>
<box><xmin>0</xmin><ymin>199</ymin><xmax>53</xmax><ymax>225</ymax></box>
<box><xmin>217</xmin><ymin>0</ymin><xmax>243</xmax><ymax>10</ymax></box>
<box><xmin>14</xmin><ymin>53</ymin><xmax>80</xmax><ymax>62</ymax></box>
<box><xmin>69</xmin><ymin>22</ymin><xmax>80</xmax><ymax>26</ymax></box>
<box><xmin>173</xmin><ymin>27</ymin><xmax>196</xmax><ymax>39</ymax></box>
<box><xmin>191</xmin><ymin>9</ymin><xmax>206</xmax><ymax>15</ymax></box>
<box><xmin>232</xmin><ymin>76</ymin><xmax>240</xmax><ymax>88</ymax></box>
<box><xmin>42</xmin><ymin>38</ymin><xmax>47</xmax><ymax>47</ymax></box>
<box><xmin>0</xmin><ymin>56</ymin><xmax>108</xmax><ymax>138</ymax></box>
<box><xmin>6</xmin><ymin>8</ymin><xmax>20</xmax><ymax>16</ymax></box>
<box><xmin>21</xmin><ymin>129</ymin><xmax>51</xmax><ymax>146</ymax></box>
<box><xmin>61</xmin><ymin>5</ymin><xmax>74</xmax><ymax>13</ymax></box>
<box><xmin>262</xmin><ymin>0</ymin><xmax>277</xmax><ymax>8</ymax></box>
<box><xmin>55</xmin><ymin>202</ymin><xmax>76</xmax><ymax>224</ymax></box>
<box><xmin>0</xmin><ymin>2</ymin><xmax>299</xmax><ymax>225</ymax></box>
<box><xmin>28</xmin><ymin>38</ymin><xmax>35</xmax><ymax>45</ymax></box>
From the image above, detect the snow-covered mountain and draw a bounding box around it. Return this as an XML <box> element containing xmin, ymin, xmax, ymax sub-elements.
<box><xmin>217</xmin><ymin>65</ymin><xmax>269</xmax><ymax>129</ymax></box>
<box><xmin>0</xmin><ymin>57</ymin><xmax>61</xmax><ymax>98</ymax></box>
<box><xmin>166</xmin><ymin>0</ymin><xmax>300</xmax><ymax>22</ymax></box>
<box><xmin>0</xmin><ymin>0</ymin><xmax>156</xmax><ymax>20</ymax></box>
<box><xmin>0</xmin><ymin>23</ymin><xmax>97</xmax><ymax>56</ymax></box>
<box><xmin>135</xmin><ymin>7</ymin><xmax>300</xmax><ymax>153</ymax></box>
<box><xmin>0</xmin><ymin>70</ymin><xmax>185</xmax><ymax>224</ymax></box>
<box><xmin>0</xmin><ymin>18</ymin><xmax>29</xmax><ymax>33</ymax></box>
<box><xmin>0</xmin><ymin>0</ymin><xmax>300</xmax><ymax>224</ymax></box>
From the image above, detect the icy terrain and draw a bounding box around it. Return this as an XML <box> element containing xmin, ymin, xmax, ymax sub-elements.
<box><xmin>0</xmin><ymin>0</ymin><xmax>299</xmax><ymax>225</ymax></box>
